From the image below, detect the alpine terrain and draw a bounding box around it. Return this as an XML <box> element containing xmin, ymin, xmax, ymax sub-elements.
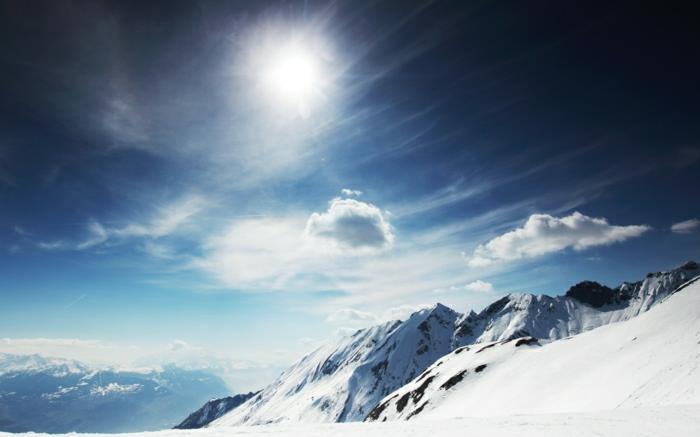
<box><xmin>0</xmin><ymin>356</ymin><xmax>229</xmax><ymax>433</ymax></box>
<box><xmin>212</xmin><ymin>261</ymin><xmax>700</xmax><ymax>426</ymax></box>
<box><xmin>366</xmin><ymin>274</ymin><xmax>700</xmax><ymax>421</ymax></box>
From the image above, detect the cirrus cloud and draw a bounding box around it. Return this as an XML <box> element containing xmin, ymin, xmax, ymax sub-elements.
<box><xmin>326</xmin><ymin>308</ymin><xmax>378</xmax><ymax>324</ymax></box>
<box><xmin>467</xmin><ymin>212</ymin><xmax>651</xmax><ymax>267</ymax></box>
<box><xmin>671</xmin><ymin>218</ymin><xmax>700</xmax><ymax>234</ymax></box>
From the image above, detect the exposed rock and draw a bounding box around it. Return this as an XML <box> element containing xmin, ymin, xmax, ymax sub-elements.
<box><xmin>565</xmin><ymin>281</ymin><xmax>617</xmax><ymax>308</ymax></box>
<box><xmin>175</xmin><ymin>392</ymin><xmax>258</xmax><ymax>429</ymax></box>
<box><xmin>440</xmin><ymin>370</ymin><xmax>468</xmax><ymax>390</ymax></box>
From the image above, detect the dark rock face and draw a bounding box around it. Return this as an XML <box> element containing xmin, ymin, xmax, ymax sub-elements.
<box><xmin>514</xmin><ymin>337</ymin><xmax>539</xmax><ymax>347</ymax></box>
<box><xmin>681</xmin><ymin>261</ymin><xmax>699</xmax><ymax>270</ymax></box>
<box><xmin>174</xmin><ymin>392</ymin><xmax>258</xmax><ymax>429</ymax></box>
<box><xmin>406</xmin><ymin>400</ymin><xmax>428</xmax><ymax>420</ymax></box>
<box><xmin>440</xmin><ymin>370</ymin><xmax>468</xmax><ymax>390</ymax></box>
<box><xmin>364</xmin><ymin>394</ymin><xmax>397</xmax><ymax>421</ymax></box>
<box><xmin>565</xmin><ymin>281</ymin><xmax>617</xmax><ymax>308</ymax></box>
<box><xmin>395</xmin><ymin>392</ymin><xmax>411</xmax><ymax>413</ymax></box>
<box><xmin>410</xmin><ymin>375</ymin><xmax>435</xmax><ymax>404</ymax></box>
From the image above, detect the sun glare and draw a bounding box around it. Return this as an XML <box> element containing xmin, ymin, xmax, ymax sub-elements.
<box><xmin>252</xmin><ymin>35</ymin><xmax>329</xmax><ymax>119</ymax></box>
<box><xmin>264</xmin><ymin>46</ymin><xmax>319</xmax><ymax>102</ymax></box>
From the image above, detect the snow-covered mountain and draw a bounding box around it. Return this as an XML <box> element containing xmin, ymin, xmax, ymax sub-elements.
<box><xmin>213</xmin><ymin>261</ymin><xmax>699</xmax><ymax>426</ymax></box>
<box><xmin>366</xmin><ymin>274</ymin><xmax>700</xmax><ymax>421</ymax></box>
<box><xmin>0</xmin><ymin>355</ymin><xmax>229</xmax><ymax>433</ymax></box>
<box><xmin>175</xmin><ymin>392</ymin><xmax>258</xmax><ymax>429</ymax></box>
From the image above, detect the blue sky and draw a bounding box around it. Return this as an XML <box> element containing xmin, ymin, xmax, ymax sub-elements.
<box><xmin>1</xmin><ymin>1</ymin><xmax>699</xmax><ymax>391</ymax></box>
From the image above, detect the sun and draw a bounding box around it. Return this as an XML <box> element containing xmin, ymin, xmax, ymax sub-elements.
<box><xmin>263</xmin><ymin>46</ymin><xmax>319</xmax><ymax>103</ymax></box>
<box><xmin>253</xmin><ymin>37</ymin><xmax>327</xmax><ymax>119</ymax></box>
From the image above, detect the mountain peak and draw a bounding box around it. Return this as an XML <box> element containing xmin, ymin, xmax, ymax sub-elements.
<box><xmin>680</xmin><ymin>260</ymin><xmax>698</xmax><ymax>271</ymax></box>
<box><xmin>565</xmin><ymin>281</ymin><xmax>615</xmax><ymax>308</ymax></box>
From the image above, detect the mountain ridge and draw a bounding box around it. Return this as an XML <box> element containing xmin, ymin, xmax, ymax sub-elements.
<box><xmin>174</xmin><ymin>392</ymin><xmax>259</xmax><ymax>429</ymax></box>
<box><xmin>0</xmin><ymin>355</ymin><xmax>229</xmax><ymax>433</ymax></box>
<box><xmin>212</xmin><ymin>260</ymin><xmax>699</xmax><ymax>426</ymax></box>
<box><xmin>366</xmin><ymin>274</ymin><xmax>700</xmax><ymax>421</ymax></box>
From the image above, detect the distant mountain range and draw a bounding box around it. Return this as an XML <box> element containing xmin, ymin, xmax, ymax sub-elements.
<box><xmin>210</xmin><ymin>261</ymin><xmax>699</xmax><ymax>426</ymax></box>
<box><xmin>0</xmin><ymin>355</ymin><xmax>229</xmax><ymax>433</ymax></box>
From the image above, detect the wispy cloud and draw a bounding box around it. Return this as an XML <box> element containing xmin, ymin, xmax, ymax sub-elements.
<box><xmin>388</xmin><ymin>144</ymin><xmax>602</xmax><ymax>219</ymax></box>
<box><xmin>671</xmin><ymin>218</ymin><xmax>700</xmax><ymax>234</ymax></box>
<box><xmin>326</xmin><ymin>308</ymin><xmax>377</xmax><ymax>324</ymax></box>
<box><xmin>34</xmin><ymin>195</ymin><xmax>206</xmax><ymax>252</ymax></box>
<box><xmin>63</xmin><ymin>294</ymin><xmax>87</xmax><ymax>310</ymax></box>
<box><xmin>340</xmin><ymin>188</ymin><xmax>362</xmax><ymax>197</ymax></box>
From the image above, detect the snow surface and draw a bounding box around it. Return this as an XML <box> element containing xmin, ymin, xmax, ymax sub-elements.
<box><xmin>3</xmin><ymin>405</ymin><xmax>698</xmax><ymax>437</ymax></box>
<box><xmin>368</xmin><ymin>276</ymin><xmax>700</xmax><ymax>421</ymax></box>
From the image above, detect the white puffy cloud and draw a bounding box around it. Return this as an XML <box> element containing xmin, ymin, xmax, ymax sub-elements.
<box><xmin>305</xmin><ymin>198</ymin><xmax>394</xmax><ymax>253</ymax></box>
<box><xmin>341</xmin><ymin>188</ymin><xmax>363</xmax><ymax>197</ymax></box>
<box><xmin>671</xmin><ymin>218</ymin><xmax>700</xmax><ymax>234</ymax></box>
<box><xmin>463</xmin><ymin>280</ymin><xmax>494</xmax><ymax>293</ymax></box>
<box><xmin>467</xmin><ymin>212</ymin><xmax>650</xmax><ymax>267</ymax></box>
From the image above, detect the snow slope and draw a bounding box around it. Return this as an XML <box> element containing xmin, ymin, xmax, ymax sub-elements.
<box><xmin>367</xmin><ymin>276</ymin><xmax>700</xmax><ymax>421</ymax></box>
<box><xmin>3</xmin><ymin>405</ymin><xmax>699</xmax><ymax>437</ymax></box>
<box><xmin>215</xmin><ymin>261</ymin><xmax>699</xmax><ymax>425</ymax></box>
<box><xmin>216</xmin><ymin>304</ymin><xmax>461</xmax><ymax>424</ymax></box>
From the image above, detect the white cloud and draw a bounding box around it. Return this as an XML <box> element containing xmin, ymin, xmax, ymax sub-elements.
<box><xmin>37</xmin><ymin>241</ymin><xmax>70</xmax><ymax>251</ymax></box>
<box><xmin>36</xmin><ymin>195</ymin><xmax>206</xmax><ymax>252</ymax></box>
<box><xmin>111</xmin><ymin>195</ymin><xmax>206</xmax><ymax>239</ymax></box>
<box><xmin>341</xmin><ymin>188</ymin><xmax>363</xmax><ymax>197</ymax></box>
<box><xmin>434</xmin><ymin>280</ymin><xmax>494</xmax><ymax>294</ymax></box>
<box><xmin>76</xmin><ymin>220</ymin><xmax>108</xmax><ymax>250</ymax></box>
<box><xmin>193</xmin><ymin>216</ymin><xmax>311</xmax><ymax>289</ymax></box>
<box><xmin>0</xmin><ymin>338</ymin><xmax>103</xmax><ymax>347</ymax></box>
<box><xmin>168</xmin><ymin>339</ymin><xmax>198</xmax><ymax>352</ymax></box>
<box><xmin>467</xmin><ymin>212</ymin><xmax>651</xmax><ymax>267</ymax></box>
<box><xmin>380</xmin><ymin>304</ymin><xmax>432</xmax><ymax>322</ymax></box>
<box><xmin>193</xmin><ymin>198</ymin><xmax>396</xmax><ymax>290</ymax></box>
<box><xmin>0</xmin><ymin>337</ymin><xmax>130</xmax><ymax>368</ymax></box>
<box><xmin>326</xmin><ymin>308</ymin><xmax>378</xmax><ymax>324</ymax></box>
<box><xmin>671</xmin><ymin>218</ymin><xmax>700</xmax><ymax>234</ymax></box>
<box><xmin>142</xmin><ymin>241</ymin><xmax>175</xmax><ymax>259</ymax></box>
<box><xmin>463</xmin><ymin>280</ymin><xmax>494</xmax><ymax>293</ymax></box>
<box><xmin>13</xmin><ymin>226</ymin><xmax>30</xmax><ymax>237</ymax></box>
<box><xmin>305</xmin><ymin>198</ymin><xmax>394</xmax><ymax>253</ymax></box>
<box><xmin>325</xmin><ymin>304</ymin><xmax>433</xmax><ymax>330</ymax></box>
